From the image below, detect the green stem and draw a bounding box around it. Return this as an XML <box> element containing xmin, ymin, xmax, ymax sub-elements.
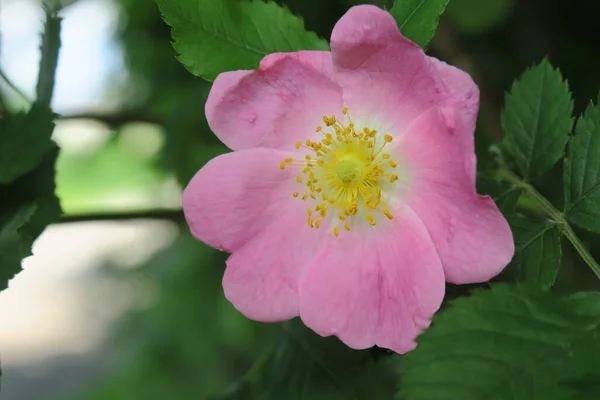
<box><xmin>498</xmin><ymin>169</ymin><xmax>600</xmax><ymax>280</ymax></box>
<box><xmin>36</xmin><ymin>5</ymin><xmax>62</xmax><ymax>107</ymax></box>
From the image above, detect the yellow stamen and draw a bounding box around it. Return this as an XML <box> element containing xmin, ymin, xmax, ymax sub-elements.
<box><xmin>383</xmin><ymin>209</ymin><xmax>394</xmax><ymax>220</ymax></box>
<box><xmin>366</xmin><ymin>215</ymin><xmax>376</xmax><ymax>226</ymax></box>
<box><xmin>281</xmin><ymin>107</ymin><xmax>401</xmax><ymax>236</ymax></box>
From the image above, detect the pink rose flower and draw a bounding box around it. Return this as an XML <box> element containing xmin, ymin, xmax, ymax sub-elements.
<box><xmin>182</xmin><ymin>5</ymin><xmax>514</xmax><ymax>353</ymax></box>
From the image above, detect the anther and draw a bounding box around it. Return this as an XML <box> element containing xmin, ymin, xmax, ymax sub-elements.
<box><xmin>366</xmin><ymin>215</ymin><xmax>376</xmax><ymax>226</ymax></box>
<box><xmin>333</xmin><ymin>227</ymin><xmax>339</xmax><ymax>237</ymax></box>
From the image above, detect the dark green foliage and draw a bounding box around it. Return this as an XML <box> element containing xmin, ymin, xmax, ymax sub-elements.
<box><xmin>501</xmin><ymin>59</ymin><xmax>574</xmax><ymax>181</ymax></box>
<box><xmin>400</xmin><ymin>284</ymin><xmax>600</xmax><ymax>400</ymax></box>
<box><xmin>0</xmin><ymin>104</ymin><xmax>55</xmax><ymax>184</ymax></box>
<box><xmin>156</xmin><ymin>0</ymin><xmax>328</xmax><ymax>81</ymax></box>
<box><xmin>0</xmin><ymin>147</ymin><xmax>61</xmax><ymax>292</ymax></box>
<box><xmin>504</xmin><ymin>215</ymin><xmax>562</xmax><ymax>287</ymax></box>
<box><xmin>564</xmin><ymin>99</ymin><xmax>600</xmax><ymax>233</ymax></box>
<box><xmin>212</xmin><ymin>319</ymin><xmax>398</xmax><ymax>400</ymax></box>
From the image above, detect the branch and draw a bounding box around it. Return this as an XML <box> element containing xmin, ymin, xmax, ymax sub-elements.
<box><xmin>59</xmin><ymin>112</ymin><xmax>164</xmax><ymax>128</ymax></box>
<box><xmin>499</xmin><ymin>169</ymin><xmax>600</xmax><ymax>281</ymax></box>
<box><xmin>59</xmin><ymin>209</ymin><xmax>184</xmax><ymax>223</ymax></box>
<box><xmin>36</xmin><ymin>5</ymin><xmax>62</xmax><ymax>107</ymax></box>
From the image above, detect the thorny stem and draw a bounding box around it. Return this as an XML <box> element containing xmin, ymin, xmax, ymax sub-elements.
<box><xmin>498</xmin><ymin>169</ymin><xmax>600</xmax><ymax>280</ymax></box>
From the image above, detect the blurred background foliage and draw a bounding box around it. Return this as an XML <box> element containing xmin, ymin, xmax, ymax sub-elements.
<box><xmin>3</xmin><ymin>0</ymin><xmax>600</xmax><ymax>399</ymax></box>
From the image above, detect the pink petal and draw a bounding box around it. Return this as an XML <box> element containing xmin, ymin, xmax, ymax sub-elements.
<box><xmin>399</xmin><ymin>109</ymin><xmax>514</xmax><ymax>284</ymax></box>
<box><xmin>223</xmin><ymin>207</ymin><xmax>327</xmax><ymax>321</ymax></box>
<box><xmin>182</xmin><ymin>148</ymin><xmax>298</xmax><ymax>253</ymax></box>
<box><xmin>205</xmin><ymin>51</ymin><xmax>343</xmax><ymax>151</ymax></box>
<box><xmin>298</xmin><ymin>205</ymin><xmax>445</xmax><ymax>353</ymax></box>
<box><xmin>330</xmin><ymin>5</ymin><xmax>479</xmax><ymax>135</ymax></box>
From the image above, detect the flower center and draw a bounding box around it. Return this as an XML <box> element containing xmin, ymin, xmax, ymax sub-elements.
<box><xmin>280</xmin><ymin>108</ymin><xmax>399</xmax><ymax>236</ymax></box>
<box><xmin>335</xmin><ymin>155</ymin><xmax>363</xmax><ymax>184</ymax></box>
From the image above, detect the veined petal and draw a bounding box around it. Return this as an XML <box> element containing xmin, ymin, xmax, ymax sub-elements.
<box><xmin>298</xmin><ymin>205</ymin><xmax>445</xmax><ymax>353</ymax></box>
<box><xmin>330</xmin><ymin>5</ymin><xmax>479</xmax><ymax>138</ymax></box>
<box><xmin>206</xmin><ymin>51</ymin><xmax>343</xmax><ymax>151</ymax></box>
<box><xmin>223</xmin><ymin>206</ymin><xmax>327</xmax><ymax>322</ymax></box>
<box><xmin>182</xmin><ymin>148</ymin><xmax>297</xmax><ymax>253</ymax></box>
<box><xmin>398</xmin><ymin>109</ymin><xmax>514</xmax><ymax>283</ymax></box>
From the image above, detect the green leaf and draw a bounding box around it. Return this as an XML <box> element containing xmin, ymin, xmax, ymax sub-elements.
<box><xmin>156</xmin><ymin>0</ymin><xmax>329</xmax><ymax>81</ymax></box>
<box><xmin>0</xmin><ymin>147</ymin><xmax>62</xmax><ymax>292</ymax></box>
<box><xmin>36</xmin><ymin>5</ymin><xmax>62</xmax><ymax>107</ymax></box>
<box><xmin>501</xmin><ymin>59</ymin><xmax>574</xmax><ymax>180</ymax></box>
<box><xmin>400</xmin><ymin>284</ymin><xmax>600</xmax><ymax>400</ymax></box>
<box><xmin>564</xmin><ymin>98</ymin><xmax>600</xmax><ymax>232</ymax></box>
<box><xmin>390</xmin><ymin>0</ymin><xmax>449</xmax><ymax>48</ymax></box>
<box><xmin>0</xmin><ymin>103</ymin><xmax>56</xmax><ymax>184</ymax></box>
<box><xmin>213</xmin><ymin>319</ymin><xmax>398</xmax><ymax>400</ymax></box>
<box><xmin>505</xmin><ymin>215</ymin><xmax>562</xmax><ymax>288</ymax></box>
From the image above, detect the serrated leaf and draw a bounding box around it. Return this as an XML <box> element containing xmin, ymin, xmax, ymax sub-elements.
<box><xmin>212</xmin><ymin>319</ymin><xmax>397</xmax><ymax>400</ymax></box>
<box><xmin>156</xmin><ymin>0</ymin><xmax>329</xmax><ymax>82</ymax></box>
<box><xmin>0</xmin><ymin>147</ymin><xmax>62</xmax><ymax>292</ymax></box>
<box><xmin>0</xmin><ymin>103</ymin><xmax>55</xmax><ymax>184</ymax></box>
<box><xmin>389</xmin><ymin>0</ymin><xmax>449</xmax><ymax>48</ymax></box>
<box><xmin>501</xmin><ymin>59</ymin><xmax>574</xmax><ymax>180</ymax></box>
<box><xmin>564</xmin><ymin>99</ymin><xmax>600</xmax><ymax>232</ymax></box>
<box><xmin>400</xmin><ymin>284</ymin><xmax>600</xmax><ymax>400</ymax></box>
<box><xmin>36</xmin><ymin>6</ymin><xmax>61</xmax><ymax>107</ymax></box>
<box><xmin>505</xmin><ymin>215</ymin><xmax>561</xmax><ymax>287</ymax></box>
